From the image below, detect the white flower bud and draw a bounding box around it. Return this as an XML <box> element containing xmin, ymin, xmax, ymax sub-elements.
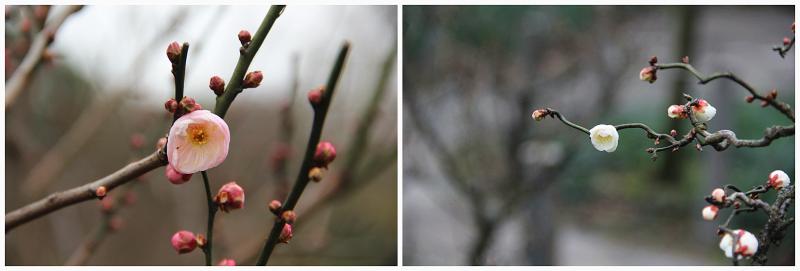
<box><xmin>719</xmin><ymin>229</ymin><xmax>758</xmax><ymax>259</ymax></box>
<box><xmin>702</xmin><ymin>205</ymin><xmax>719</xmax><ymax>221</ymax></box>
<box><xmin>589</xmin><ymin>124</ymin><xmax>619</xmax><ymax>153</ymax></box>
<box><xmin>667</xmin><ymin>105</ymin><xmax>687</xmax><ymax>119</ymax></box>
<box><xmin>768</xmin><ymin>170</ymin><xmax>791</xmax><ymax>189</ymax></box>
<box><xmin>711</xmin><ymin>188</ymin><xmax>726</xmax><ymax>203</ymax></box>
<box><xmin>691</xmin><ymin>99</ymin><xmax>717</xmax><ymax>122</ymax></box>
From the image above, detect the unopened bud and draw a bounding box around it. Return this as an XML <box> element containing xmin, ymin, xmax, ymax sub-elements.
<box><xmin>156</xmin><ymin>137</ymin><xmax>168</xmax><ymax>150</ymax></box>
<box><xmin>768</xmin><ymin>170</ymin><xmax>791</xmax><ymax>189</ymax></box>
<box><xmin>238</xmin><ymin>30</ymin><xmax>252</xmax><ymax>45</ymax></box>
<box><xmin>165</xmin><ymin>99</ymin><xmax>178</xmax><ymax>113</ymax></box>
<box><xmin>681</xmin><ymin>56</ymin><xmax>689</xmax><ymax>64</ymax></box>
<box><xmin>166</xmin><ymin>42</ymin><xmax>181</xmax><ymax>63</ymax></box>
<box><xmin>670</xmin><ymin>129</ymin><xmax>678</xmax><ymax>137</ymax></box>
<box><xmin>218</xmin><ymin>259</ymin><xmax>236</xmax><ymax>266</ymax></box>
<box><xmin>307</xmin><ymin>87</ymin><xmax>325</xmax><ymax>106</ymax></box>
<box><xmin>215</xmin><ymin>182</ymin><xmax>245</xmax><ymax>212</ymax></box>
<box><xmin>195</xmin><ymin>234</ymin><xmax>207</xmax><ymax>248</ymax></box>
<box><xmin>171</xmin><ymin>230</ymin><xmax>197</xmax><ymax>254</ymax></box>
<box><xmin>531</xmin><ymin>109</ymin><xmax>549</xmax><ymax>121</ymax></box>
<box><xmin>648</xmin><ymin>56</ymin><xmax>658</xmax><ymax>66</ymax></box>
<box><xmin>179</xmin><ymin>96</ymin><xmax>201</xmax><ymax>113</ymax></box>
<box><xmin>268</xmin><ymin>200</ymin><xmax>282</xmax><ymax>214</ymax></box>
<box><xmin>711</xmin><ymin>188</ymin><xmax>726</xmax><ymax>203</ymax></box>
<box><xmin>209</xmin><ymin>76</ymin><xmax>225</xmax><ymax>96</ymax></box>
<box><xmin>783</xmin><ymin>37</ymin><xmax>791</xmax><ymax>46</ymax></box>
<box><xmin>769</xmin><ymin>89</ymin><xmax>778</xmax><ymax>99</ymax></box>
<box><xmin>278</xmin><ymin>224</ymin><xmax>293</xmax><ymax>244</ymax></box>
<box><xmin>313</xmin><ymin>141</ymin><xmax>337</xmax><ymax>168</ymax></box>
<box><xmin>702</xmin><ymin>205</ymin><xmax>719</xmax><ymax>221</ymax></box>
<box><xmin>639</xmin><ymin>66</ymin><xmax>657</xmax><ymax>83</ymax></box>
<box><xmin>95</xmin><ymin>186</ymin><xmax>107</xmax><ymax>199</ymax></box>
<box><xmin>281</xmin><ymin>210</ymin><xmax>296</xmax><ymax>224</ymax></box>
<box><xmin>308</xmin><ymin>167</ymin><xmax>324</xmax><ymax>182</ymax></box>
<box><xmin>745</xmin><ymin>96</ymin><xmax>755</xmax><ymax>103</ymax></box>
<box><xmin>165</xmin><ymin>164</ymin><xmax>192</xmax><ymax>185</ymax></box>
<box><xmin>242</xmin><ymin>71</ymin><xmax>263</xmax><ymax>88</ymax></box>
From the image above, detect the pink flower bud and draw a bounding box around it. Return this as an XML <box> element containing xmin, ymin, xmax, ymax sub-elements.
<box><xmin>531</xmin><ymin>109</ymin><xmax>548</xmax><ymax>121</ymax></box>
<box><xmin>179</xmin><ymin>96</ymin><xmax>202</xmax><ymax>113</ymax></box>
<box><xmin>308</xmin><ymin>167</ymin><xmax>324</xmax><ymax>182</ymax></box>
<box><xmin>768</xmin><ymin>170</ymin><xmax>791</xmax><ymax>189</ymax></box>
<box><xmin>669</xmin><ymin>129</ymin><xmax>678</xmax><ymax>137</ymax></box>
<box><xmin>783</xmin><ymin>37</ymin><xmax>791</xmax><ymax>46</ymax></box>
<box><xmin>711</xmin><ymin>188</ymin><xmax>726</xmax><ymax>203</ymax></box>
<box><xmin>313</xmin><ymin>141</ymin><xmax>337</xmax><ymax>168</ymax></box>
<box><xmin>165</xmin><ymin>164</ymin><xmax>192</xmax><ymax>185</ymax></box>
<box><xmin>307</xmin><ymin>87</ymin><xmax>324</xmax><ymax>106</ymax></box>
<box><xmin>238</xmin><ymin>30</ymin><xmax>252</xmax><ymax>45</ymax></box>
<box><xmin>281</xmin><ymin>210</ymin><xmax>296</xmax><ymax>224</ymax></box>
<box><xmin>218</xmin><ymin>259</ymin><xmax>236</xmax><ymax>266</ymax></box>
<box><xmin>209</xmin><ymin>76</ymin><xmax>225</xmax><ymax>96</ymax></box>
<box><xmin>681</xmin><ymin>56</ymin><xmax>689</xmax><ymax>64</ymax></box>
<box><xmin>95</xmin><ymin>186</ymin><xmax>107</xmax><ymax>199</ymax></box>
<box><xmin>702</xmin><ymin>205</ymin><xmax>719</xmax><ymax>221</ymax></box>
<box><xmin>268</xmin><ymin>200</ymin><xmax>282</xmax><ymax>214</ymax></box>
<box><xmin>130</xmin><ymin>133</ymin><xmax>145</xmax><ymax>150</ymax></box>
<box><xmin>171</xmin><ymin>230</ymin><xmax>197</xmax><ymax>254</ymax></box>
<box><xmin>639</xmin><ymin>66</ymin><xmax>656</xmax><ymax>83</ymax></box>
<box><xmin>167</xmin><ymin>110</ymin><xmax>230</xmax><ymax>174</ymax></box>
<box><xmin>242</xmin><ymin>71</ymin><xmax>263</xmax><ymax>88</ymax></box>
<box><xmin>278</xmin><ymin>224</ymin><xmax>293</xmax><ymax>244</ymax></box>
<box><xmin>166</xmin><ymin>42</ymin><xmax>181</xmax><ymax>63</ymax></box>
<box><xmin>165</xmin><ymin>99</ymin><xmax>178</xmax><ymax>113</ymax></box>
<box><xmin>667</xmin><ymin>105</ymin><xmax>687</xmax><ymax>119</ymax></box>
<box><xmin>769</xmin><ymin>89</ymin><xmax>778</xmax><ymax>99</ymax></box>
<box><xmin>215</xmin><ymin>181</ymin><xmax>245</xmax><ymax>212</ymax></box>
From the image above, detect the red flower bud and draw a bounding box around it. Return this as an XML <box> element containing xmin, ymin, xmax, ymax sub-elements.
<box><xmin>166</xmin><ymin>42</ymin><xmax>181</xmax><ymax>63</ymax></box>
<box><xmin>164</xmin><ymin>99</ymin><xmax>178</xmax><ymax>113</ymax></box>
<box><xmin>95</xmin><ymin>186</ymin><xmax>107</xmax><ymax>199</ymax></box>
<box><xmin>171</xmin><ymin>230</ymin><xmax>197</xmax><ymax>254</ymax></box>
<box><xmin>278</xmin><ymin>224</ymin><xmax>293</xmax><ymax>244</ymax></box>
<box><xmin>218</xmin><ymin>259</ymin><xmax>236</xmax><ymax>266</ymax></box>
<box><xmin>268</xmin><ymin>200</ymin><xmax>282</xmax><ymax>214</ymax></box>
<box><xmin>281</xmin><ymin>210</ymin><xmax>297</xmax><ymax>224</ymax></box>
<box><xmin>238</xmin><ymin>30</ymin><xmax>252</xmax><ymax>45</ymax></box>
<box><xmin>165</xmin><ymin>164</ymin><xmax>192</xmax><ymax>185</ymax></box>
<box><xmin>242</xmin><ymin>71</ymin><xmax>263</xmax><ymax>88</ymax></box>
<box><xmin>313</xmin><ymin>141</ymin><xmax>337</xmax><ymax>168</ymax></box>
<box><xmin>783</xmin><ymin>37</ymin><xmax>791</xmax><ymax>46</ymax></box>
<box><xmin>307</xmin><ymin>87</ymin><xmax>325</xmax><ymax>106</ymax></box>
<box><xmin>209</xmin><ymin>76</ymin><xmax>225</xmax><ymax>96</ymax></box>
<box><xmin>215</xmin><ymin>181</ymin><xmax>245</xmax><ymax>212</ymax></box>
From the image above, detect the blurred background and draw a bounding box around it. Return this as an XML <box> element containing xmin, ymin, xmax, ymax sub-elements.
<box><xmin>403</xmin><ymin>6</ymin><xmax>793</xmax><ymax>265</ymax></box>
<box><xmin>5</xmin><ymin>5</ymin><xmax>397</xmax><ymax>265</ymax></box>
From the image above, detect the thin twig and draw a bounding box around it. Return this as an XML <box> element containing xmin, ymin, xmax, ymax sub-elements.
<box><xmin>772</xmin><ymin>36</ymin><xmax>794</xmax><ymax>58</ymax></box>
<box><xmin>200</xmin><ymin>171</ymin><xmax>217</xmax><ymax>266</ymax></box>
<box><xmin>5</xmin><ymin>150</ymin><xmax>167</xmax><ymax>232</ymax></box>
<box><xmin>5</xmin><ymin>5</ymin><xmax>83</xmax><ymax>110</ymax></box>
<box><xmin>255</xmin><ymin>41</ymin><xmax>350</xmax><ymax>266</ymax></box>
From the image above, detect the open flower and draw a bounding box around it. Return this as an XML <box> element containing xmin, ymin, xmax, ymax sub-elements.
<box><xmin>167</xmin><ymin>110</ymin><xmax>230</xmax><ymax>174</ymax></box>
<box><xmin>719</xmin><ymin>229</ymin><xmax>758</xmax><ymax>259</ymax></box>
<box><xmin>768</xmin><ymin>170</ymin><xmax>791</xmax><ymax>189</ymax></box>
<box><xmin>589</xmin><ymin>124</ymin><xmax>619</xmax><ymax>152</ymax></box>
<box><xmin>702</xmin><ymin>205</ymin><xmax>719</xmax><ymax>221</ymax></box>
<box><xmin>667</xmin><ymin>105</ymin><xmax>688</xmax><ymax>119</ymax></box>
<box><xmin>691</xmin><ymin>99</ymin><xmax>717</xmax><ymax>122</ymax></box>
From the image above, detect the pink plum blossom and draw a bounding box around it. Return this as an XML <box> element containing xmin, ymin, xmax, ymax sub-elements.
<box><xmin>167</xmin><ymin>110</ymin><xmax>230</xmax><ymax>174</ymax></box>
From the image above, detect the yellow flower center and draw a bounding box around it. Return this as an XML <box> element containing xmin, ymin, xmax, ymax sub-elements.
<box><xmin>188</xmin><ymin>123</ymin><xmax>209</xmax><ymax>145</ymax></box>
<box><xmin>596</xmin><ymin>134</ymin><xmax>612</xmax><ymax>144</ymax></box>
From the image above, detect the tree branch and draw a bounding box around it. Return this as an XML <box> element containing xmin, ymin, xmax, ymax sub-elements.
<box><xmin>5</xmin><ymin>5</ymin><xmax>83</xmax><ymax>111</ymax></box>
<box><xmin>200</xmin><ymin>171</ymin><xmax>217</xmax><ymax>266</ymax></box>
<box><xmin>255</xmin><ymin>41</ymin><xmax>350</xmax><ymax>266</ymax></box>
<box><xmin>772</xmin><ymin>36</ymin><xmax>794</xmax><ymax>58</ymax></box>
<box><xmin>5</xmin><ymin>150</ymin><xmax>167</xmax><ymax>232</ymax></box>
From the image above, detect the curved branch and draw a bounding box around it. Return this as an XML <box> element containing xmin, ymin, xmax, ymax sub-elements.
<box><xmin>5</xmin><ymin>5</ymin><xmax>83</xmax><ymax>110</ymax></box>
<box><xmin>6</xmin><ymin>150</ymin><xmax>167</xmax><ymax>232</ymax></box>
<box><xmin>655</xmin><ymin>62</ymin><xmax>794</xmax><ymax>121</ymax></box>
<box><xmin>255</xmin><ymin>41</ymin><xmax>350</xmax><ymax>266</ymax></box>
<box><xmin>773</xmin><ymin>36</ymin><xmax>794</xmax><ymax>58</ymax></box>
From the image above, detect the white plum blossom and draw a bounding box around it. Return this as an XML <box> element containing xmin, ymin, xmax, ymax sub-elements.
<box><xmin>711</xmin><ymin>188</ymin><xmax>726</xmax><ymax>203</ymax></box>
<box><xmin>667</xmin><ymin>105</ymin><xmax>687</xmax><ymax>119</ymax></box>
<box><xmin>691</xmin><ymin>99</ymin><xmax>717</xmax><ymax>122</ymax></box>
<box><xmin>719</xmin><ymin>229</ymin><xmax>759</xmax><ymax>259</ymax></box>
<box><xmin>589</xmin><ymin>124</ymin><xmax>619</xmax><ymax>153</ymax></box>
<box><xmin>768</xmin><ymin>170</ymin><xmax>791</xmax><ymax>189</ymax></box>
<box><xmin>702</xmin><ymin>205</ymin><xmax>719</xmax><ymax>221</ymax></box>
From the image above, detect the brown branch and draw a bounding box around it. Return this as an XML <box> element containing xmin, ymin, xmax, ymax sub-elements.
<box><xmin>5</xmin><ymin>150</ymin><xmax>167</xmax><ymax>232</ymax></box>
<box><xmin>654</xmin><ymin>62</ymin><xmax>794</xmax><ymax>121</ymax></box>
<box><xmin>5</xmin><ymin>5</ymin><xmax>82</xmax><ymax>110</ymax></box>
